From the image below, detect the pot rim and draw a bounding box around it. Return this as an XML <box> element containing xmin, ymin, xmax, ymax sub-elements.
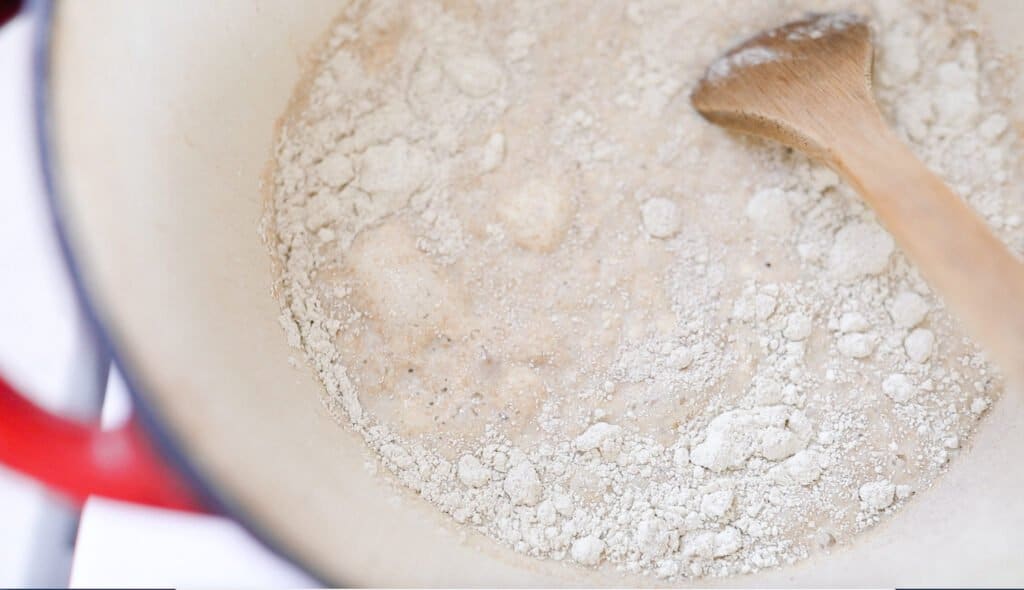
<box><xmin>29</xmin><ymin>0</ymin><xmax>330</xmax><ymax>584</ymax></box>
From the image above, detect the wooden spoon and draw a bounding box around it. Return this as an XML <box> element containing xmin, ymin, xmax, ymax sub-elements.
<box><xmin>692</xmin><ymin>12</ymin><xmax>1024</xmax><ymax>385</ymax></box>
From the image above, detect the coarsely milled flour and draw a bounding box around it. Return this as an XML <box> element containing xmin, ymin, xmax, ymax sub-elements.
<box><xmin>267</xmin><ymin>0</ymin><xmax>1022</xmax><ymax>580</ymax></box>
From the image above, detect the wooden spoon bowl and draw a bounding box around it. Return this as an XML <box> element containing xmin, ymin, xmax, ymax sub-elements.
<box><xmin>692</xmin><ymin>13</ymin><xmax>1024</xmax><ymax>385</ymax></box>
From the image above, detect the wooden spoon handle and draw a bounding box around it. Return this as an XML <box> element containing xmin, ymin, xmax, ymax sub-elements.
<box><xmin>834</xmin><ymin>122</ymin><xmax>1024</xmax><ymax>385</ymax></box>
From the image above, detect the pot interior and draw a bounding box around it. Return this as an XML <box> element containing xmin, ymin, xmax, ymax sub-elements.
<box><xmin>46</xmin><ymin>0</ymin><xmax>1024</xmax><ymax>585</ymax></box>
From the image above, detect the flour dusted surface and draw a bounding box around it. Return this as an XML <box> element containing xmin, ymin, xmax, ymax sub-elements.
<box><xmin>268</xmin><ymin>0</ymin><xmax>1021</xmax><ymax>581</ymax></box>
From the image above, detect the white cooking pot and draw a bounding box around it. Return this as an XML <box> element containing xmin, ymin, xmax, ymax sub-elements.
<box><xmin>13</xmin><ymin>0</ymin><xmax>1024</xmax><ymax>585</ymax></box>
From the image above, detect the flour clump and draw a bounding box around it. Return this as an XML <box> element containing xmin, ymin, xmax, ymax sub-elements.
<box><xmin>859</xmin><ymin>480</ymin><xmax>896</xmax><ymax>511</ymax></box>
<box><xmin>641</xmin><ymin>197</ymin><xmax>682</xmax><ymax>238</ymax></box>
<box><xmin>571</xmin><ymin>535</ymin><xmax>606</xmax><ymax>565</ymax></box>
<box><xmin>457</xmin><ymin>454</ymin><xmax>491</xmax><ymax>488</ymax></box>
<box><xmin>905</xmin><ymin>328</ymin><xmax>935</xmax><ymax>363</ymax></box>
<box><xmin>829</xmin><ymin>221</ymin><xmax>895</xmax><ymax>282</ymax></box>
<box><xmin>889</xmin><ymin>291</ymin><xmax>930</xmax><ymax>328</ymax></box>
<box><xmin>504</xmin><ymin>461</ymin><xmax>542</xmax><ymax>506</ymax></box>
<box><xmin>745</xmin><ymin>188</ymin><xmax>793</xmax><ymax>235</ymax></box>
<box><xmin>882</xmin><ymin>373</ymin><xmax>917</xmax><ymax>403</ymax></box>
